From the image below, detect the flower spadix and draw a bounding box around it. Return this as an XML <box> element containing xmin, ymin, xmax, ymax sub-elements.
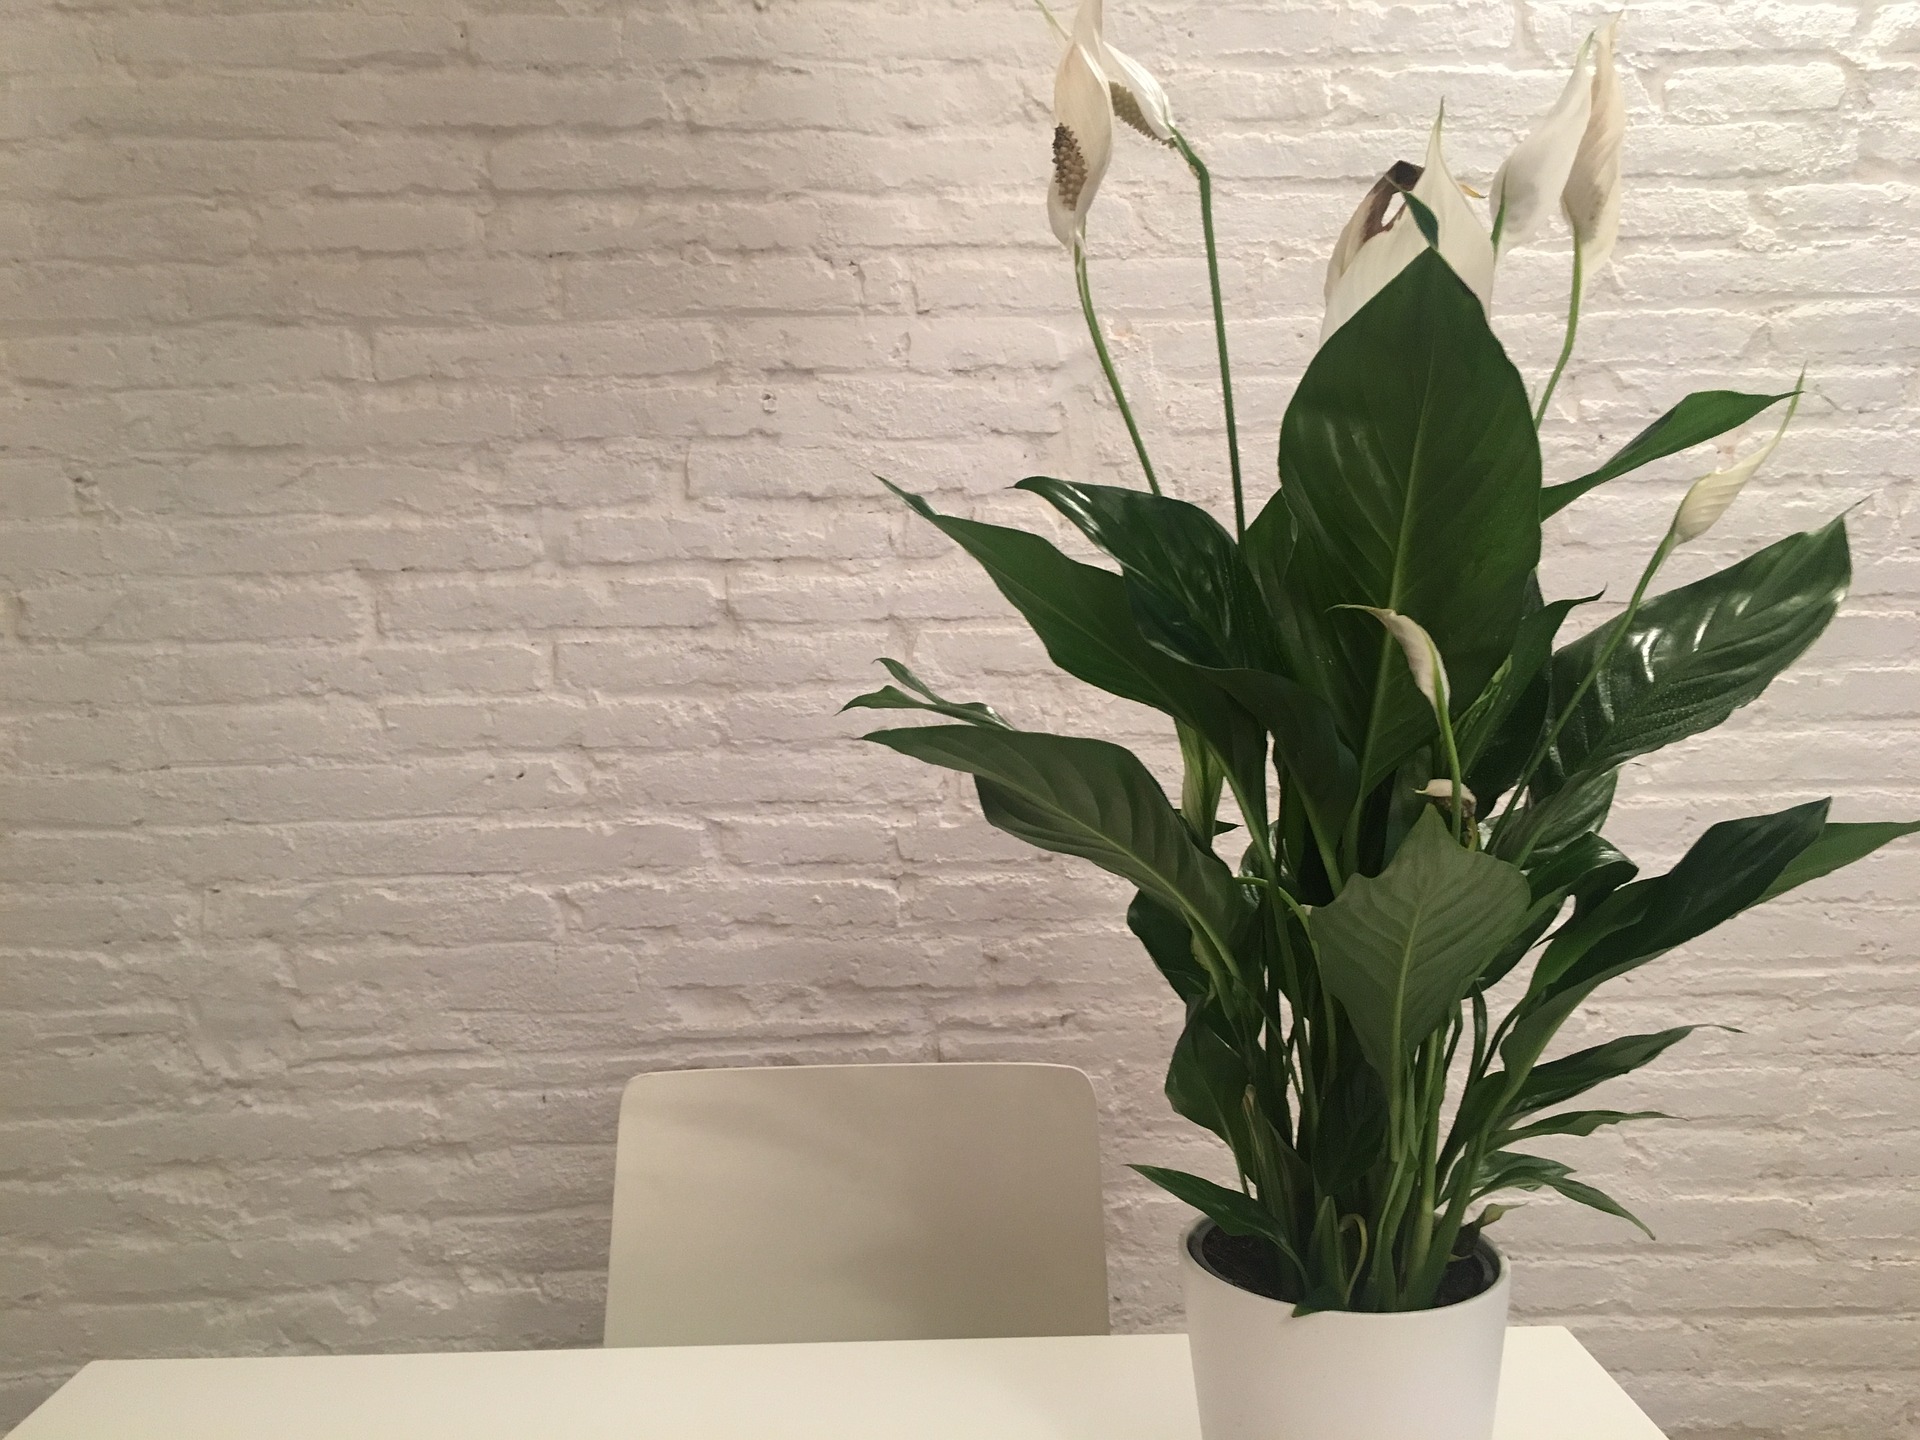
<box><xmin>1564</xmin><ymin>14</ymin><xmax>1627</xmax><ymax>283</ymax></box>
<box><xmin>1047</xmin><ymin>2</ymin><xmax>1115</xmax><ymax>249</ymax></box>
<box><xmin>1321</xmin><ymin>111</ymin><xmax>1496</xmax><ymax>343</ymax></box>
<box><xmin>1670</xmin><ymin>387</ymin><xmax>1803</xmax><ymax>544</ymax></box>
<box><xmin>1489</xmin><ymin>35</ymin><xmax>1594</xmax><ymax>251</ymax></box>
<box><xmin>1345</xmin><ymin>605</ymin><xmax>1451</xmax><ymax>714</ymax></box>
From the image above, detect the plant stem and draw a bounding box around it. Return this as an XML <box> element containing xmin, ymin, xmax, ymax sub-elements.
<box><xmin>1074</xmin><ymin>241</ymin><xmax>1161</xmax><ymax>496</ymax></box>
<box><xmin>1491</xmin><ymin>528</ymin><xmax>1679</xmax><ymax>852</ymax></box>
<box><xmin>1170</xmin><ymin>129</ymin><xmax>1245</xmax><ymax>537</ymax></box>
<box><xmin>1533</xmin><ymin>240</ymin><xmax>1585</xmax><ymax>428</ymax></box>
<box><xmin>1435</xmin><ymin>698</ymin><xmax>1467</xmax><ymax>844</ymax></box>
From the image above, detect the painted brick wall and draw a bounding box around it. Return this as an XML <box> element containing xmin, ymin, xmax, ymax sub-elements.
<box><xmin>3</xmin><ymin>1</ymin><xmax>1918</xmax><ymax>1435</ymax></box>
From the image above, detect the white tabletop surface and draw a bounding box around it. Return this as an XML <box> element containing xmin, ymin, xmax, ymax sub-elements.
<box><xmin>9</xmin><ymin>1326</ymin><xmax>1665</xmax><ymax>1439</ymax></box>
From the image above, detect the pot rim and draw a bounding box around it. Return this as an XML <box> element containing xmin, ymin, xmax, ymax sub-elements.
<box><xmin>1181</xmin><ymin>1217</ymin><xmax>1510</xmax><ymax>1320</ymax></box>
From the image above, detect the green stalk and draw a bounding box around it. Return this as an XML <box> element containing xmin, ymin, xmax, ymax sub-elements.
<box><xmin>1533</xmin><ymin>240</ymin><xmax>1585</xmax><ymax>428</ymax></box>
<box><xmin>1435</xmin><ymin>695</ymin><xmax>1467</xmax><ymax>844</ymax></box>
<box><xmin>1074</xmin><ymin>241</ymin><xmax>1161</xmax><ymax>495</ymax></box>
<box><xmin>1170</xmin><ymin>129</ymin><xmax>1245</xmax><ymax>537</ymax></box>
<box><xmin>1491</xmin><ymin>528</ymin><xmax>1678</xmax><ymax>854</ymax></box>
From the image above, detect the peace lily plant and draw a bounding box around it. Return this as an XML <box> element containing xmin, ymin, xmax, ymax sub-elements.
<box><xmin>847</xmin><ymin>7</ymin><xmax>1914</xmax><ymax>1338</ymax></box>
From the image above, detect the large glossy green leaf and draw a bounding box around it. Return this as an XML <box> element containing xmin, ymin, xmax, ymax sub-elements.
<box><xmin>1015</xmin><ymin>479</ymin><xmax>1271</xmax><ymax>670</ymax></box>
<box><xmin>1206</xmin><ymin>666</ymin><xmax>1359</xmax><ymax>844</ymax></box>
<box><xmin>1541</xmin><ymin>389</ymin><xmax>1797</xmax><ymax>520</ymax></box>
<box><xmin>1498</xmin><ymin>1109</ymin><xmax>1668</xmax><ymax>1145</ymax></box>
<box><xmin>1279</xmin><ymin>249</ymin><xmax>1542</xmax><ymax>786</ymax></box>
<box><xmin>1495</xmin><ymin>768</ymin><xmax>1617</xmax><ymax>865</ymax></box>
<box><xmin>1310</xmin><ymin>809</ymin><xmax>1532</xmax><ymax>1080</ymax></box>
<box><xmin>1496</xmin><ymin>801</ymin><xmax>1828</xmax><ymax>1089</ymax></box>
<box><xmin>1545</xmin><ymin>518</ymin><xmax>1851</xmax><ymax>789</ymax></box>
<box><xmin>866</xmin><ymin>725</ymin><xmax>1246</xmax><ymax>957</ymax></box>
<box><xmin>885</xmin><ymin>481</ymin><xmax>1271</xmax><ymax>813</ymax></box>
<box><xmin>1522</xmin><ymin>831</ymin><xmax>1638</xmax><ymax>914</ymax></box>
<box><xmin>842</xmin><ymin>658</ymin><xmax>1010</xmax><ymax>728</ymax></box>
<box><xmin>1759</xmin><ymin>819</ymin><xmax>1920</xmax><ymax>902</ymax></box>
<box><xmin>1165</xmin><ymin>997</ymin><xmax>1254</xmax><ymax>1155</ymax></box>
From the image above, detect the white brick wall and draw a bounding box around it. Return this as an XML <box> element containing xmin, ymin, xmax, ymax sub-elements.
<box><xmin>2</xmin><ymin>2</ymin><xmax>1917</xmax><ymax>1435</ymax></box>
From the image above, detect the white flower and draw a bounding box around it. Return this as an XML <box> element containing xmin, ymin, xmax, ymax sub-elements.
<box><xmin>1489</xmin><ymin>35</ymin><xmax>1594</xmax><ymax>252</ymax></box>
<box><xmin>1348</xmin><ymin>606</ymin><xmax>1451</xmax><ymax>714</ymax></box>
<box><xmin>1047</xmin><ymin>2</ymin><xmax>1115</xmax><ymax>249</ymax></box>
<box><xmin>1040</xmin><ymin>0</ymin><xmax>1174</xmax><ymax>143</ymax></box>
<box><xmin>1563</xmin><ymin>14</ymin><xmax>1627</xmax><ymax>282</ymax></box>
<box><xmin>1321</xmin><ymin>111</ymin><xmax>1496</xmax><ymax>343</ymax></box>
<box><xmin>1670</xmin><ymin>388</ymin><xmax>1803</xmax><ymax>544</ymax></box>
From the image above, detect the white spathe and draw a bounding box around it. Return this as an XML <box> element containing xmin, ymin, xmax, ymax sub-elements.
<box><xmin>1671</xmin><ymin>391</ymin><xmax>1803</xmax><ymax>544</ymax></box>
<box><xmin>1350</xmin><ymin>605</ymin><xmax>1451</xmax><ymax>712</ymax></box>
<box><xmin>1182</xmin><ymin>1222</ymin><xmax>1513</xmax><ymax>1440</ymax></box>
<box><xmin>1321</xmin><ymin>112</ymin><xmax>1496</xmax><ymax>342</ymax></box>
<box><xmin>1489</xmin><ymin>36</ymin><xmax>1594</xmax><ymax>251</ymax></box>
<box><xmin>1564</xmin><ymin>14</ymin><xmax>1627</xmax><ymax>283</ymax></box>
<box><xmin>1047</xmin><ymin>2</ymin><xmax>1114</xmax><ymax>249</ymax></box>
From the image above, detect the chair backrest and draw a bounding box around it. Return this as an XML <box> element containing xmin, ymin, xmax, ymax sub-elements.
<box><xmin>603</xmin><ymin>1062</ymin><xmax>1109</xmax><ymax>1347</ymax></box>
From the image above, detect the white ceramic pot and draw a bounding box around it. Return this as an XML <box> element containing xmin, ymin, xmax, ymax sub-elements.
<box><xmin>1181</xmin><ymin>1219</ymin><xmax>1511</xmax><ymax>1440</ymax></box>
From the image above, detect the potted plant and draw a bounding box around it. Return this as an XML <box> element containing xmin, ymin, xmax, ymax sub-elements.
<box><xmin>845</xmin><ymin>8</ymin><xmax>1915</xmax><ymax>1439</ymax></box>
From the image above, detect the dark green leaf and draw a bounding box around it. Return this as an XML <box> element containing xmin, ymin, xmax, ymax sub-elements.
<box><xmin>1241</xmin><ymin>491</ymin><xmax>1295</xmax><ymax>619</ymax></box>
<box><xmin>1471</xmin><ymin>1153</ymin><xmax>1653</xmax><ymax>1236</ymax></box>
<box><xmin>1759</xmin><ymin>819</ymin><xmax>1920</xmax><ymax>903</ymax></box>
<box><xmin>1456</xmin><ymin>593</ymin><xmax>1594</xmax><ymax>776</ymax></box>
<box><xmin>1542</xmin><ymin>389</ymin><xmax>1797</xmax><ymax>520</ymax></box>
<box><xmin>1311</xmin><ymin>808</ymin><xmax>1532</xmax><ymax>1080</ymax></box>
<box><xmin>1546</xmin><ymin>519</ymin><xmax>1851</xmax><ymax>789</ymax></box>
<box><xmin>1165</xmin><ymin>997</ymin><xmax>1255</xmax><ymax>1160</ymax></box>
<box><xmin>1128</xmin><ymin>891</ymin><xmax>1208</xmax><ymax>1004</ymax></box>
<box><xmin>1523</xmin><ymin>831</ymin><xmax>1639</xmax><ymax>914</ymax></box>
<box><xmin>1132</xmin><ymin>1165</ymin><xmax>1289</xmax><ymax>1252</ymax></box>
<box><xmin>1278</xmin><ymin>249</ymin><xmax>1542</xmax><ymax>787</ymax></box>
<box><xmin>1206</xmin><ymin>667</ymin><xmax>1359</xmax><ymax>842</ymax></box>
<box><xmin>1499</xmin><ymin>1109</ymin><xmax>1669</xmax><ymax>1144</ymax></box>
<box><xmin>1495</xmin><ymin>768</ymin><xmax>1618</xmax><ymax>865</ymax></box>
<box><xmin>1015</xmin><ymin>479</ymin><xmax>1270</xmax><ymax>670</ymax></box>
<box><xmin>842</xmin><ymin>658</ymin><xmax>1010</xmax><ymax>728</ymax></box>
<box><xmin>880</xmin><ymin>481</ymin><xmax>1254</xmax><ymax>761</ymax></box>
<box><xmin>1513</xmin><ymin>1027</ymin><xmax>1704</xmax><ymax>1114</ymax></box>
<box><xmin>866</xmin><ymin>726</ymin><xmax>1246</xmax><ymax>958</ymax></box>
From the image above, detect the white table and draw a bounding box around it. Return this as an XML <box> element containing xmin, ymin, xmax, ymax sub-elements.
<box><xmin>9</xmin><ymin>1327</ymin><xmax>1666</xmax><ymax>1439</ymax></box>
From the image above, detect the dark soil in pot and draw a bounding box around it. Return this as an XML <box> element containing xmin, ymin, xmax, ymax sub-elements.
<box><xmin>1192</xmin><ymin>1222</ymin><xmax>1500</xmax><ymax>1310</ymax></box>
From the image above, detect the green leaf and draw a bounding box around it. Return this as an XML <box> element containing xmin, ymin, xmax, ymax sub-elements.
<box><xmin>1128</xmin><ymin>890</ymin><xmax>1208</xmax><ymax>1004</ymax></box>
<box><xmin>1279</xmin><ymin>250</ymin><xmax>1542</xmax><ymax>786</ymax></box>
<box><xmin>1456</xmin><ymin>593</ymin><xmax>1594</xmax><ymax>779</ymax></box>
<box><xmin>866</xmin><ymin>726</ymin><xmax>1246</xmax><ymax>959</ymax></box>
<box><xmin>880</xmin><ymin>481</ymin><xmax>1254</xmax><ymax>759</ymax></box>
<box><xmin>1469</xmin><ymin>1152</ymin><xmax>1654</xmax><ymax>1236</ymax></box>
<box><xmin>1545</xmin><ymin>518</ymin><xmax>1851</xmax><ymax>790</ymax></box>
<box><xmin>1310</xmin><ymin>809</ymin><xmax>1532</xmax><ymax>1080</ymax></box>
<box><xmin>1498</xmin><ymin>1109</ymin><xmax>1669</xmax><ymax>1144</ymax></box>
<box><xmin>1132</xmin><ymin>1166</ymin><xmax>1290</xmax><ymax>1252</ymax></box>
<box><xmin>1542</xmin><ymin>389</ymin><xmax>1797</xmax><ymax>520</ymax></box>
<box><xmin>1015</xmin><ymin>479</ymin><xmax>1270</xmax><ymax>670</ymax></box>
<box><xmin>1759</xmin><ymin>819</ymin><xmax>1920</xmax><ymax>903</ymax></box>
<box><xmin>1513</xmin><ymin>1027</ymin><xmax>1705</xmax><ymax>1114</ymax></box>
<box><xmin>1164</xmin><ymin>997</ymin><xmax>1253</xmax><ymax>1154</ymax></box>
<box><xmin>1495</xmin><ymin>768</ymin><xmax>1617</xmax><ymax>865</ymax></box>
<box><xmin>842</xmin><ymin>658</ymin><xmax>1011</xmax><ymax>728</ymax></box>
<box><xmin>1241</xmin><ymin>491</ymin><xmax>1295</xmax><ymax>619</ymax></box>
<box><xmin>1522</xmin><ymin>831</ymin><xmax>1639</xmax><ymax>914</ymax></box>
<box><xmin>1205</xmin><ymin>667</ymin><xmax>1359</xmax><ymax>844</ymax></box>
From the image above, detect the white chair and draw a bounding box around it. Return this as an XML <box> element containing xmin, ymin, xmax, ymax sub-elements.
<box><xmin>603</xmin><ymin>1062</ymin><xmax>1110</xmax><ymax>1347</ymax></box>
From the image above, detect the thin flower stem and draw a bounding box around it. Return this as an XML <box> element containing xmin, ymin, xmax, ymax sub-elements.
<box><xmin>1171</xmin><ymin>129</ymin><xmax>1245</xmax><ymax>536</ymax></box>
<box><xmin>1533</xmin><ymin>240</ymin><xmax>1586</xmax><ymax>428</ymax></box>
<box><xmin>1074</xmin><ymin>242</ymin><xmax>1162</xmax><ymax>496</ymax></box>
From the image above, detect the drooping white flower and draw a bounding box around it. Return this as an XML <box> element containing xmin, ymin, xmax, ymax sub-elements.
<box><xmin>1321</xmin><ymin>111</ymin><xmax>1497</xmax><ymax>342</ymax></box>
<box><xmin>1348</xmin><ymin>606</ymin><xmax>1451</xmax><ymax>714</ymax></box>
<box><xmin>1047</xmin><ymin>2</ymin><xmax>1115</xmax><ymax>249</ymax></box>
<box><xmin>1563</xmin><ymin>14</ymin><xmax>1627</xmax><ymax>283</ymax></box>
<box><xmin>1489</xmin><ymin>35</ymin><xmax>1594</xmax><ymax>251</ymax></box>
<box><xmin>1670</xmin><ymin>388</ymin><xmax>1803</xmax><ymax>544</ymax></box>
<box><xmin>1323</xmin><ymin>161</ymin><xmax>1424</xmax><ymax>304</ymax></box>
<box><xmin>1415</xmin><ymin>778</ymin><xmax>1477</xmax><ymax>812</ymax></box>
